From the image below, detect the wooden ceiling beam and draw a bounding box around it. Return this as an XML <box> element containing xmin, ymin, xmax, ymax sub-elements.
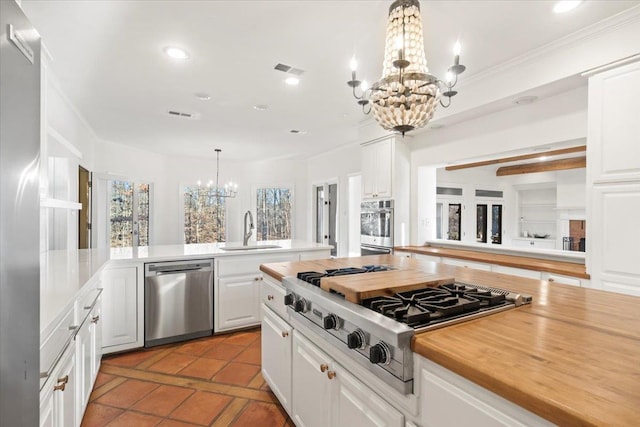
<box><xmin>445</xmin><ymin>145</ymin><xmax>586</xmax><ymax>171</ymax></box>
<box><xmin>496</xmin><ymin>156</ymin><xmax>586</xmax><ymax>176</ymax></box>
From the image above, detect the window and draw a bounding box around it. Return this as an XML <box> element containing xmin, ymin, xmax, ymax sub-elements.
<box><xmin>109</xmin><ymin>180</ymin><xmax>150</xmax><ymax>247</ymax></box>
<box><xmin>256</xmin><ymin>187</ymin><xmax>292</xmax><ymax>240</ymax></box>
<box><xmin>183</xmin><ymin>186</ymin><xmax>226</xmax><ymax>243</ymax></box>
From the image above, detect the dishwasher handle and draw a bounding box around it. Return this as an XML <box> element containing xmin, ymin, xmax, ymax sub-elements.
<box><xmin>146</xmin><ymin>260</ymin><xmax>213</xmax><ymax>276</ymax></box>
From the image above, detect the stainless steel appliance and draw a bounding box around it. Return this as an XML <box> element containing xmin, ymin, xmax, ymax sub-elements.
<box><xmin>283</xmin><ymin>266</ymin><xmax>531</xmax><ymax>394</ymax></box>
<box><xmin>145</xmin><ymin>259</ymin><xmax>214</xmax><ymax>347</ymax></box>
<box><xmin>1</xmin><ymin>2</ymin><xmax>41</xmax><ymax>423</ymax></box>
<box><xmin>360</xmin><ymin>200</ymin><xmax>394</xmax><ymax>255</ymax></box>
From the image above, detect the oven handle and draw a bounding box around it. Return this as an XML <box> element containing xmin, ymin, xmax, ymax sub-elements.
<box><xmin>360</xmin><ymin>244</ymin><xmax>393</xmax><ymax>255</ymax></box>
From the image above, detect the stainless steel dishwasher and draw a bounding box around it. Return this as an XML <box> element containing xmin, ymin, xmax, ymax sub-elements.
<box><xmin>144</xmin><ymin>259</ymin><xmax>214</xmax><ymax>347</ymax></box>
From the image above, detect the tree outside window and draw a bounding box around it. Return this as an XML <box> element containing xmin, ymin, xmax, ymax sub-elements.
<box><xmin>183</xmin><ymin>186</ymin><xmax>226</xmax><ymax>243</ymax></box>
<box><xmin>256</xmin><ymin>188</ymin><xmax>292</xmax><ymax>240</ymax></box>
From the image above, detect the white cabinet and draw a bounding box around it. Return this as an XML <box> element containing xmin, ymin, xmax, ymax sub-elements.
<box><xmin>542</xmin><ymin>272</ymin><xmax>581</xmax><ymax>287</ymax></box>
<box><xmin>39</xmin><ymin>345</ymin><xmax>77</xmax><ymax>427</ymax></box>
<box><xmin>587</xmin><ymin>60</ymin><xmax>640</xmax><ymax>296</ymax></box>
<box><xmin>511</xmin><ymin>238</ymin><xmax>556</xmax><ymax>250</ymax></box>
<box><xmin>261</xmin><ymin>305</ymin><xmax>293</xmax><ymax>413</ymax></box>
<box><xmin>442</xmin><ymin>258</ymin><xmax>491</xmax><ymax>271</ymax></box>
<box><xmin>491</xmin><ymin>265</ymin><xmax>541</xmax><ymax>280</ymax></box>
<box><xmin>101</xmin><ymin>266</ymin><xmax>140</xmax><ymax>352</ymax></box>
<box><xmin>76</xmin><ymin>293</ymin><xmax>102</xmax><ymax>416</ymax></box>
<box><xmin>413</xmin><ymin>253</ymin><xmax>442</xmax><ymax>264</ymax></box>
<box><xmin>362</xmin><ymin>138</ymin><xmax>393</xmax><ymax>199</ymax></box>
<box><xmin>292</xmin><ymin>331</ymin><xmax>404</xmax><ymax>427</ymax></box>
<box><xmin>216</xmin><ymin>253</ymin><xmax>298</xmax><ymax>332</ymax></box>
<box><xmin>261</xmin><ymin>274</ymin><xmax>288</xmax><ymax>320</ymax></box>
<box><xmin>419</xmin><ymin>357</ymin><xmax>553</xmax><ymax>427</ymax></box>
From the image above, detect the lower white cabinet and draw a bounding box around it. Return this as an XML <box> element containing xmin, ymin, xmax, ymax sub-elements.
<box><xmin>491</xmin><ymin>265</ymin><xmax>542</xmax><ymax>280</ymax></box>
<box><xmin>542</xmin><ymin>272</ymin><xmax>581</xmax><ymax>287</ymax></box>
<box><xmin>419</xmin><ymin>357</ymin><xmax>552</xmax><ymax>427</ymax></box>
<box><xmin>261</xmin><ymin>305</ymin><xmax>293</xmax><ymax>413</ymax></box>
<box><xmin>40</xmin><ymin>345</ymin><xmax>77</xmax><ymax>427</ymax></box>
<box><xmin>218</xmin><ymin>274</ymin><xmax>262</xmax><ymax>330</ymax></box>
<box><xmin>442</xmin><ymin>258</ymin><xmax>491</xmax><ymax>271</ymax></box>
<box><xmin>76</xmin><ymin>294</ymin><xmax>102</xmax><ymax>417</ymax></box>
<box><xmin>413</xmin><ymin>254</ymin><xmax>442</xmax><ymax>264</ymax></box>
<box><xmin>101</xmin><ymin>265</ymin><xmax>140</xmax><ymax>351</ymax></box>
<box><xmin>292</xmin><ymin>331</ymin><xmax>404</xmax><ymax>427</ymax></box>
<box><xmin>511</xmin><ymin>238</ymin><xmax>556</xmax><ymax>249</ymax></box>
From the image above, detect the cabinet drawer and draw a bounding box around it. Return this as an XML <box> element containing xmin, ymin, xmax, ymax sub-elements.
<box><xmin>261</xmin><ymin>275</ymin><xmax>287</xmax><ymax>319</ymax></box>
<box><xmin>40</xmin><ymin>307</ymin><xmax>76</xmax><ymax>390</ymax></box>
<box><xmin>543</xmin><ymin>273</ymin><xmax>581</xmax><ymax>287</ymax></box>
<box><xmin>491</xmin><ymin>265</ymin><xmax>541</xmax><ymax>280</ymax></box>
<box><xmin>413</xmin><ymin>253</ymin><xmax>442</xmax><ymax>263</ymax></box>
<box><xmin>442</xmin><ymin>258</ymin><xmax>491</xmax><ymax>271</ymax></box>
<box><xmin>217</xmin><ymin>253</ymin><xmax>299</xmax><ymax>277</ymax></box>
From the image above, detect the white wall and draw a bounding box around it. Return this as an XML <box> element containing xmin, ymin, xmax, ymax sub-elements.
<box><xmin>306</xmin><ymin>142</ymin><xmax>362</xmax><ymax>257</ymax></box>
<box><xmin>94</xmin><ymin>140</ymin><xmax>308</xmax><ymax>246</ymax></box>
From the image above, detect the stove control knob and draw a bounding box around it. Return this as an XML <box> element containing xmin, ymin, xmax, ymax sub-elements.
<box><xmin>284</xmin><ymin>294</ymin><xmax>295</xmax><ymax>306</ymax></box>
<box><xmin>369</xmin><ymin>342</ymin><xmax>391</xmax><ymax>365</ymax></box>
<box><xmin>323</xmin><ymin>314</ymin><xmax>340</xmax><ymax>330</ymax></box>
<box><xmin>294</xmin><ymin>298</ymin><xmax>308</xmax><ymax>313</ymax></box>
<box><xmin>347</xmin><ymin>329</ymin><xmax>366</xmax><ymax>349</ymax></box>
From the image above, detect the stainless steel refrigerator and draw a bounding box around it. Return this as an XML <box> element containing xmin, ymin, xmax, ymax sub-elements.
<box><xmin>0</xmin><ymin>1</ymin><xmax>42</xmax><ymax>425</ymax></box>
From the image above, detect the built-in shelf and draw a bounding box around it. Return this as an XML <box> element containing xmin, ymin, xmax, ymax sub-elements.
<box><xmin>41</xmin><ymin>198</ymin><xmax>82</xmax><ymax>210</ymax></box>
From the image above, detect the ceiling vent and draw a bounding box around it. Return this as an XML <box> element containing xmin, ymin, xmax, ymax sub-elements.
<box><xmin>274</xmin><ymin>63</ymin><xmax>305</xmax><ymax>76</ymax></box>
<box><xmin>289</xmin><ymin>129</ymin><xmax>307</xmax><ymax>134</ymax></box>
<box><xmin>168</xmin><ymin>110</ymin><xmax>200</xmax><ymax>119</ymax></box>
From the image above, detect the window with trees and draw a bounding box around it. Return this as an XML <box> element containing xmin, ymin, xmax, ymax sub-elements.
<box><xmin>183</xmin><ymin>186</ymin><xmax>226</xmax><ymax>243</ymax></box>
<box><xmin>256</xmin><ymin>187</ymin><xmax>292</xmax><ymax>240</ymax></box>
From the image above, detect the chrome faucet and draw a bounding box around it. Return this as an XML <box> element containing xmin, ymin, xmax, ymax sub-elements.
<box><xmin>243</xmin><ymin>210</ymin><xmax>254</xmax><ymax>246</ymax></box>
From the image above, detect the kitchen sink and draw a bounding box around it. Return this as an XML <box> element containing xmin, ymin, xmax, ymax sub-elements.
<box><xmin>220</xmin><ymin>245</ymin><xmax>282</xmax><ymax>251</ymax></box>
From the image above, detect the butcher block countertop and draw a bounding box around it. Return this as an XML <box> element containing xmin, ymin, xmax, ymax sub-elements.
<box><xmin>395</xmin><ymin>244</ymin><xmax>590</xmax><ymax>279</ymax></box>
<box><xmin>260</xmin><ymin>255</ymin><xmax>640</xmax><ymax>427</ymax></box>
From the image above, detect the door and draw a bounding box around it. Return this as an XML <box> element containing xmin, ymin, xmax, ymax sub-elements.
<box><xmin>491</xmin><ymin>204</ymin><xmax>503</xmax><ymax>244</ymax></box>
<box><xmin>314</xmin><ymin>182</ymin><xmax>338</xmax><ymax>256</ymax></box>
<box><xmin>447</xmin><ymin>203</ymin><xmax>462</xmax><ymax>240</ymax></box>
<box><xmin>78</xmin><ymin>166</ymin><xmax>91</xmax><ymax>249</ymax></box>
<box><xmin>292</xmin><ymin>332</ymin><xmax>333</xmax><ymax>427</ymax></box>
<box><xmin>108</xmin><ymin>180</ymin><xmax>150</xmax><ymax>247</ymax></box>
<box><xmin>261</xmin><ymin>306</ymin><xmax>292</xmax><ymax>413</ymax></box>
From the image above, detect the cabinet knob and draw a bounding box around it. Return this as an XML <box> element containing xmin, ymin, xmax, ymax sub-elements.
<box><xmin>53</xmin><ymin>383</ymin><xmax>66</xmax><ymax>392</ymax></box>
<box><xmin>327</xmin><ymin>371</ymin><xmax>336</xmax><ymax>380</ymax></box>
<box><xmin>281</xmin><ymin>331</ymin><xmax>289</xmax><ymax>338</ymax></box>
<box><xmin>91</xmin><ymin>315</ymin><xmax>100</xmax><ymax>324</ymax></box>
<box><xmin>254</xmin><ymin>277</ymin><xmax>260</xmax><ymax>281</ymax></box>
<box><xmin>320</xmin><ymin>363</ymin><xmax>329</xmax><ymax>373</ymax></box>
<box><xmin>548</xmin><ymin>278</ymin><xmax>555</xmax><ymax>282</ymax></box>
<box><xmin>267</xmin><ymin>295</ymin><xmax>274</xmax><ymax>301</ymax></box>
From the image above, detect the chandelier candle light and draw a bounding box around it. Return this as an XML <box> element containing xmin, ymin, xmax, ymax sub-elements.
<box><xmin>347</xmin><ymin>0</ymin><xmax>466</xmax><ymax>135</ymax></box>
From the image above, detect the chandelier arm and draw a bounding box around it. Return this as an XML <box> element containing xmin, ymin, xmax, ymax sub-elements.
<box><xmin>439</xmin><ymin>96</ymin><xmax>452</xmax><ymax>108</ymax></box>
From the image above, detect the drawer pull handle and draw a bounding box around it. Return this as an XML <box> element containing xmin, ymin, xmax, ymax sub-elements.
<box><xmin>53</xmin><ymin>383</ymin><xmax>66</xmax><ymax>392</ymax></box>
<box><xmin>548</xmin><ymin>278</ymin><xmax>555</xmax><ymax>282</ymax></box>
<box><xmin>267</xmin><ymin>295</ymin><xmax>274</xmax><ymax>301</ymax></box>
<box><xmin>327</xmin><ymin>371</ymin><xmax>336</xmax><ymax>380</ymax></box>
<box><xmin>91</xmin><ymin>315</ymin><xmax>100</xmax><ymax>323</ymax></box>
<box><xmin>320</xmin><ymin>363</ymin><xmax>328</xmax><ymax>373</ymax></box>
<box><xmin>281</xmin><ymin>331</ymin><xmax>289</xmax><ymax>338</ymax></box>
<box><xmin>57</xmin><ymin>375</ymin><xmax>69</xmax><ymax>384</ymax></box>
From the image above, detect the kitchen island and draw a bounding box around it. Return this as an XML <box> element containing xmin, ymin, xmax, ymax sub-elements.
<box><xmin>259</xmin><ymin>255</ymin><xmax>640</xmax><ymax>426</ymax></box>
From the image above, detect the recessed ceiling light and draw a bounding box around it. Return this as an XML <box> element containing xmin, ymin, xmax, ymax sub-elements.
<box><xmin>513</xmin><ymin>95</ymin><xmax>538</xmax><ymax>105</ymax></box>
<box><xmin>553</xmin><ymin>1</ymin><xmax>583</xmax><ymax>14</ymax></box>
<box><xmin>285</xmin><ymin>77</ymin><xmax>300</xmax><ymax>86</ymax></box>
<box><xmin>195</xmin><ymin>93</ymin><xmax>211</xmax><ymax>101</ymax></box>
<box><xmin>164</xmin><ymin>46</ymin><xmax>189</xmax><ymax>60</ymax></box>
<box><xmin>253</xmin><ymin>104</ymin><xmax>269</xmax><ymax>111</ymax></box>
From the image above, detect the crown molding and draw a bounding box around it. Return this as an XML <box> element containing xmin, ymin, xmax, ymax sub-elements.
<box><xmin>460</xmin><ymin>5</ymin><xmax>640</xmax><ymax>87</ymax></box>
<box><xmin>581</xmin><ymin>54</ymin><xmax>640</xmax><ymax>76</ymax></box>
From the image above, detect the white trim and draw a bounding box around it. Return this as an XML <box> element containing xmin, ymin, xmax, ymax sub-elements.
<box><xmin>41</xmin><ymin>41</ymin><xmax>54</xmax><ymax>63</ymax></box>
<box><xmin>582</xmin><ymin>54</ymin><xmax>640</xmax><ymax>77</ymax></box>
<box><xmin>47</xmin><ymin>126</ymin><xmax>83</xmax><ymax>159</ymax></box>
<box><xmin>40</xmin><ymin>198</ymin><xmax>82</xmax><ymax>210</ymax></box>
<box><xmin>461</xmin><ymin>5</ymin><xmax>640</xmax><ymax>87</ymax></box>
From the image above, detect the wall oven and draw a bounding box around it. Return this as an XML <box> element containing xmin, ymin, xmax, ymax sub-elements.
<box><xmin>360</xmin><ymin>200</ymin><xmax>394</xmax><ymax>255</ymax></box>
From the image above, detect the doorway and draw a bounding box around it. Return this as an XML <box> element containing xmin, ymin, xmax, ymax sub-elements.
<box><xmin>108</xmin><ymin>180</ymin><xmax>151</xmax><ymax>247</ymax></box>
<box><xmin>78</xmin><ymin>166</ymin><xmax>91</xmax><ymax>249</ymax></box>
<box><xmin>313</xmin><ymin>182</ymin><xmax>338</xmax><ymax>257</ymax></box>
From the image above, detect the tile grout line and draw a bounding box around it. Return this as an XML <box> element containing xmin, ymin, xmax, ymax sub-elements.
<box><xmin>210</xmin><ymin>397</ymin><xmax>249</xmax><ymax>427</ymax></box>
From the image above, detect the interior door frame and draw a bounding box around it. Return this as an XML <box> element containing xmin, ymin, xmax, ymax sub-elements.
<box><xmin>312</xmin><ymin>179</ymin><xmax>339</xmax><ymax>257</ymax></box>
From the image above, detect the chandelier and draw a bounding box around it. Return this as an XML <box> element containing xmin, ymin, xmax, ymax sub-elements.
<box><xmin>347</xmin><ymin>0</ymin><xmax>466</xmax><ymax>135</ymax></box>
<box><xmin>213</xmin><ymin>148</ymin><xmax>237</xmax><ymax>198</ymax></box>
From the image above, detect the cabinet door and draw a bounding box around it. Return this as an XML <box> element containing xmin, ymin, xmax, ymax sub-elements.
<box><xmin>39</xmin><ymin>388</ymin><xmax>54</xmax><ymax>427</ymax></box>
<box><xmin>75</xmin><ymin>321</ymin><xmax>92</xmax><ymax>416</ymax></box>
<box><xmin>373</xmin><ymin>139</ymin><xmax>393</xmax><ymax>199</ymax></box>
<box><xmin>292</xmin><ymin>332</ymin><xmax>333</xmax><ymax>427</ymax></box>
<box><xmin>102</xmin><ymin>267</ymin><xmax>138</xmax><ymax>348</ymax></box>
<box><xmin>442</xmin><ymin>258</ymin><xmax>491</xmax><ymax>271</ymax></box>
<box><xmin>217</xmin><ymin>274</ymin><xmax>261</xmax><ymax>331</ymax></box>
<box><xmin>53</xmin><ymin>347</ymin><xmax>76</xmax><ymax>427</ymax></box>
<box><xmin>491</xmin><ymin>265</ymin><xmax>541</xmax><ymax>280</ymax></box>
<box><xmin>361</xmin><ymin>143</ymin><xmax>376</xmax><ymax>199</ymax></box>
<box><xmin>91</xmin><ymin>297</ymin><xmax>103</xmax><ymax>377</ymax></box>
<box><xmin>334</xmin><ymin>364</ymin><xmax>404</xmax><ymax>427</ymax></box>
<box><xmin>261</xmin><ymin>305</ymin><xmax>292</xmax><ymax>413</ymax></box>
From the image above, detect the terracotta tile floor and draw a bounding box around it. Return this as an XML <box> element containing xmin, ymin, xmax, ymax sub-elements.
<box><xmin>82</xmin><ymin>328</ymin><xmax>295</xmax><ymax>427</ymax></box>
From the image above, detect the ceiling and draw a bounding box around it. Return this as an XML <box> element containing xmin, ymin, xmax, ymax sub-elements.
<box><xmin>22</xmin><ymin>0</ymin><xmax>640</xmax><ymax>162</ymax></box>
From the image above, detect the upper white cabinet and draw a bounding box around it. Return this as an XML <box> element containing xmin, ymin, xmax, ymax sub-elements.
<box><xmin>361</xmin><ymin>137</ymin><xmax>409</xmax><ymax>201</ymax></box>
<box><xmin>587</xmin><ymin>60</ymin><xmax>640</xmax><ymax>296</ymax></box>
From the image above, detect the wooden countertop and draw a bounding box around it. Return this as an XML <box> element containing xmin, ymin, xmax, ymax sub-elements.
<box><xmin>395</xmin><ymin>245</ymin><xmax>590</xmax><ymax>279</ymax></box>
<box><xmin>260</xmin><ymin>255</ymin><xmax>640</xmax><ymax>427</ymax></box>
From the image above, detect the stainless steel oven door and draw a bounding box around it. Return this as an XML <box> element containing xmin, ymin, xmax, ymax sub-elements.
<box><xmin>360</xmin><ymin>244</ymin><xmax>393</xmax><ymax>256</ymax></box>
<box><xmin>360</xmin><ymin>208</ymin><xmax>393</xmax><ymax>248</ymax></box>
